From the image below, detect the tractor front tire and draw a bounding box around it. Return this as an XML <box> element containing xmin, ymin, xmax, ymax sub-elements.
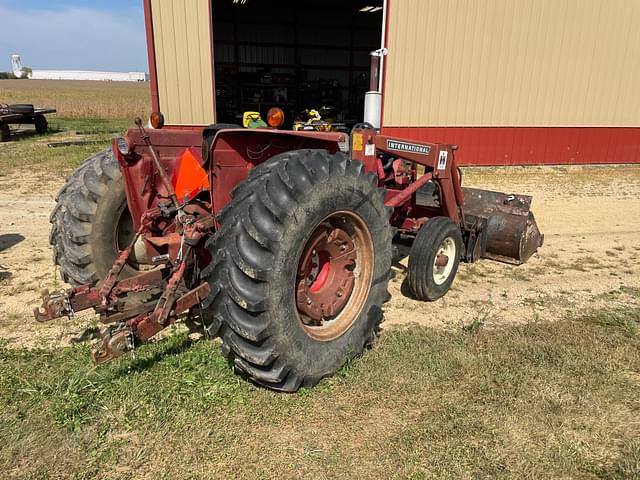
<box><xmin>50</xmin><ymin>148</ymin><xmax>136</xmax><ymax>286</ymax></box>
<box><xmin>407</xmin><ymin>216</ymin><xmax>463</xmax><ymax>301</ymax></box>
<box><xmin>202</xmin><ymin>149</ymin><xmax>393</xmax><ymax>391</ymax></box>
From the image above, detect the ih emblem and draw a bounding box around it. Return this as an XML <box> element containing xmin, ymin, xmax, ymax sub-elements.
<box><xmin>437</xmin><ymin>150</ymin><xmax>448</xmax><ymax>170</ymax></box>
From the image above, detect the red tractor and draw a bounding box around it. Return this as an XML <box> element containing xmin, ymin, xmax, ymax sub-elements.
<box><xmin>35</xmin><ymin>110</ymin><xmax>542</xmax><ymax>392</ymax></box>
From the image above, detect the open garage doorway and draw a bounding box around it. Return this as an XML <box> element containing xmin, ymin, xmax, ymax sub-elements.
<box><xmin>211</xmin><ymin>0</ymin><xmax>384</xmax><ymax>128</ymax></box>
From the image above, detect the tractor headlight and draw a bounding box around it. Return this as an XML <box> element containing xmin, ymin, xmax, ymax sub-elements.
<box><xmin>116</xmin><ymin>136</ymin><xmax>131</xmax><ymax>156</ymax></box>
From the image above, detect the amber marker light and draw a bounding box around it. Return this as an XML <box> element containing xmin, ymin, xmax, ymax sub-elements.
<box><xmin>150</xmin><ymin>111</ymin><xmax>165</xmax><ymax>129</ymax></box>
<box><xmin>266</xmin><ymin>107</ymin><xmax>285</xmax><ymax>128</ymax></box>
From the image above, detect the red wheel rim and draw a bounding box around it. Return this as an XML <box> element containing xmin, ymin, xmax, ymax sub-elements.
<box><xmin>295</xmin><ymin>211</ymin><xmax>374</xmax><ymax>341</ymax></box>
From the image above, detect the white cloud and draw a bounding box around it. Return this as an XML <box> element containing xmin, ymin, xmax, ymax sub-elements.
<box><xmin>0</xmin><ymin>4</ymin><xmax>148</xmax><ymax>72</ymax></box>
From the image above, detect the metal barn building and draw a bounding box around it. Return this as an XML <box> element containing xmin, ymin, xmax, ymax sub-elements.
<box><xmin>10</xmin><ymin>55</ymin><xmax>148</xmax><ymax>82</ymax></box>
<box><xmin>143</xmin><ymin>0</ymin><xmax>640</xmax><ymax>165</ymax></box>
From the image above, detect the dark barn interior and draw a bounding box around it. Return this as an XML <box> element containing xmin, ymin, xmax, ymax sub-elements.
<box><xmin>212</xmin><ymin>0</ymin><xmax>383</xmax><ymax>128</ymax></box>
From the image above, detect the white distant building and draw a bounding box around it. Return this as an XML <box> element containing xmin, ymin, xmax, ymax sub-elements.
<box><xmin>11</xmin><ymin>54</ymin><xmax>148</xmax><ymax>82</ymax></box>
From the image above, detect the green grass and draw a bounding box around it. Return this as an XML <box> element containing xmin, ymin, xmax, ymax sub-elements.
<box><xmin>0</xmin><ymin>117</ymin><xmax>132</xmax><ymax>174</ymax></box>
<box><xmin>1</xmin><ymin>307</ymin><xmax>639</xmax><ymax>479</ymax></box>
<box><xmin>579</xmin><ymin>307</ymin><xmax>639</xmax><ymax>336</ymax></box>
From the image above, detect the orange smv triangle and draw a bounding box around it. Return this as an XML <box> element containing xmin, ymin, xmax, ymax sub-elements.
<box><xmin>172</xmin><ymin>147</ymin><xmax>210</xmax><ymax>202</ymax></box>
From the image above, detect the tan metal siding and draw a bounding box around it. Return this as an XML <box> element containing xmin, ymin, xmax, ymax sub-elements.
<box><xmin>151</xmin><ymin>0</ymin><xmax>214</xmax><ymax>125</ymax></box>
<box><xmin>383</xmin><ymin>0</ymin><xmax>640</xmax><ymax>127</ymax></box>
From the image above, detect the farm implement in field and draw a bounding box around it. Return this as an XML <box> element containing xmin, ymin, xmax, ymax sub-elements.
<box><xmin>35</xmin><ymin>110</ymin><xmax>542</xmax><ymax>391</ymax></box>
<box><xmin>0</xmin><ymin>103</ymin><xmax>56</xmax><ymax>141</ymax></box>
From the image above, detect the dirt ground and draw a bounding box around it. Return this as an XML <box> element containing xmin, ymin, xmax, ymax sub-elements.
<box><xmin>1</xmin><ymin>165</ymin><xmax>639</xmax><ymax>348</ymax></box>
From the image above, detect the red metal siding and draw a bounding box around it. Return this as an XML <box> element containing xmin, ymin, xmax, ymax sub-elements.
<box><xmin>381</xmin><ymin>0</ymin><xmax>640</xmax><ymax>166</ymax></box>
<box><xmin>381</xmin><ymin>127</ymin><xmax>640</xmax><ymax>166</ymax></box>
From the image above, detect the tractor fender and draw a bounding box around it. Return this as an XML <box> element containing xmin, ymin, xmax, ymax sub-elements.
<box><xmin>207</xmin><ymin>128</ymin><xmax>349</xmax><ymax>215</ymax></box>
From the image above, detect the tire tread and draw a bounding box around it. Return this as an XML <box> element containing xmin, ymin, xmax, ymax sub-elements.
<box><xmin>202</xmin><ymin>149</ymin><xmax>392</xmax><ymax>391</ymax></box>
<box><xmin>50</xmin><ymin>148</ymin><xmax>120</xmax><ymax>286</ymax></box>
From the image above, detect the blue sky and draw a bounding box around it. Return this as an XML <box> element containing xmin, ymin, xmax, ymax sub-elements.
<box><xmin>0</xmin><ymin>0</ymin><xmax>148</xmax><ymax>72</ymax></box>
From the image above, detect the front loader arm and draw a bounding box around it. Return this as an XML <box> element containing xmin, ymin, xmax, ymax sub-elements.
<box><xmin>373</xmin><ymin>134</ymin><xmax>464</xmax><ymax>224</ymax></box>
<box><xmin>350</xmin><ymin>127</ymin><xmax>464</xmax><ymax>224</ymax></box>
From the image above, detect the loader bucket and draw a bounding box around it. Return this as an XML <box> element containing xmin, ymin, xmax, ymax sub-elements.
<box><xmin>461</xmin><ymin>187</ymin><xmax>544</xmax><ymax>264</ymax></box>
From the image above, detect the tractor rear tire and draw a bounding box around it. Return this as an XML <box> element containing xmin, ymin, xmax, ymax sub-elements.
<box><xmin>34</xmin><ymin>114</ymin><xmax>48</xmax><ymax>134</ymax></box>
<box><xmin>201</xmin><ymin>149</ymin><xmax>393</xmax><ymax>391</ymax></box>
<box><xmin>407</xmin><ymin>216</ymin><xmax>463</xmax><ymax>301</ymax></box>
<box><xmin>49</xmin><ymin>148</ymin><xmax>137</xmax><ymax>286</ymax></box>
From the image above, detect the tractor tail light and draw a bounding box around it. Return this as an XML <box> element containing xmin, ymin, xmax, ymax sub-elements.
<box><xmin>266</xmin><ymin>107</ymin><xmax>285</xmax><ymax>128</ymax></box>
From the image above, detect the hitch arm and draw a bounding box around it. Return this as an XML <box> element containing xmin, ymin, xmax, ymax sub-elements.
<box><xmin>33</xmin><ymin>269</ymin><xmax>165</xmax><ymax>322</ymax></box>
